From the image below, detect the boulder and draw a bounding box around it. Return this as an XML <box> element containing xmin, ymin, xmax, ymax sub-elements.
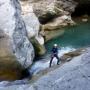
<box><xmin>40</xmin><ymin>26</ymin><xmax>65</xmax><ymax>42</ymax></box>
<box><xmin>20</xmin><ymin>0</ymin><xmax>46</xmax><ymax>55</ymax></box>
<box><xmin>43</xmin><ymin>15</ymin><xmax>75</xmax><ymax>31</ymax></box>
<box><xmin>30</xmin><ymin>37</ymin><xmax>46</xmax><ymax>56</ymax></box>
<box><xmin>0</xmin><ymin>0</ymin><xmax>34</xmax><ymax>80</ymax></box>
<box><xmin>32</xmin><ymin>0</ymin><xmax>77</xmax><ymax>24</ymax></box>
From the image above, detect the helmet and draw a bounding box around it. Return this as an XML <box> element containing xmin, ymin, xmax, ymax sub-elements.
<box><xmin>54</xmin><ymin>44</ymin><xmax>57</xmax><ymax>47</ymax></box>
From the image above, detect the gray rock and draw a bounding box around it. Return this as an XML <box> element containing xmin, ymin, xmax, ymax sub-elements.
<box><xmin>28</xmin><ymin>0</ymin><xmax>77</xmax><ymax>41</ymax></box>
<box><xmin>31</xmin><ymin>0</ymin><xmax>77</xmax><ymax>24</ymax></box>
<box><xmin>28</xmin><ymin>0</ymin><xmax>90</xmax><ymax>41</ymax></box>
<box><xmin>20</xmin><ymin>0</ymin><xmax>46</xmax><ymax>56</ymax></box>
<box><xmin>0</xmin><ymin>0</ymin><xmax>34</xmax><ymax>80</ymax></box>
<box><xmin>1</xmin><ymin>48</ymin><xmax>90</xmax><ymax>90</ymax></box>
<box><xmin>30</xmin><ymin>49</ymin><xmax>90</xmax><ymax>90</ymax></box>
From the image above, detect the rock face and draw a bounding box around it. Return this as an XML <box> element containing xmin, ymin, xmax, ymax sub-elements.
<box><xmin>28</xmin><ymin>0</ymin><xmax>90</xmax><ymax>41</ymax></box>
<box><xmin>32</xmin><ymin>0</ymin><xmax>77</xmax><ymax>24</ymax></box>
<box><xmin>20</xmin><ymin>0</ymin><xmax>90</xmax><ymax>42</ymax></box>
<box><xmin>43</xmin><ymin>15</ymin><xmax>75</xmax><ymax>30</ymax></box>
<box><xmin>1</xmin><ymin>49</ymin><xmax>90</xmax><ymax>90</ymax></box>
<box><xmin>42</xmin><ymin>15</ymin><xmax>75</xmax><ymax>41</ymax></box>
<box><xmin>29</xmin><ymin>49</ymin><xmax>90</xmax><ymax>90</ymax></box>
<box><xmin>0</xmin><ymin>0</ymin><xmax>34</xmax><ymax>80</ymax></box>
<box><xmin>31</xmin><ymin>0</ymin><xmax>90</xmax><ymax>23</ymax></box>
<box><xmin>28</xmin><ymin>0</ymin><xmax>77</xmax><ymax>41</ymax></box>
<box><xmin>30</xmin><ymin>48</ymin><xmax>90</xmax><ymax>90</ymax></box>
<box><xmin>20</xmin><ymin>0</ymin><xmax>46</xmax><ymax>55</ymax></box>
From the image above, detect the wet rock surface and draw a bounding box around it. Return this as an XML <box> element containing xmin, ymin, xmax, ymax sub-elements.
<box><xmin>0</xmin><ymin>48</ymin><xmax>90</xmax><ymax>90</ymax></box>
<box><xmin>29</xmin><ymin>48</ymin><xmax>90</xmax><ymax>90</ymax></box>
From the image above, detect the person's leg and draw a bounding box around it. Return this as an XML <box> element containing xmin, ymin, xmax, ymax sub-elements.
<box><xmin>55</xmin><ymin>55</ymin><xmax>60</xmax><ymax>65</ymax></box>
<box><xmin>49</xmin><ymin>56</ymin><xmax>54</xmax><ymax>67</ymax></box>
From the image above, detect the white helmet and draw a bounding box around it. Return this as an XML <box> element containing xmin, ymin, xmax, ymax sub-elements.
<box><xmin>54</xmin><ymin>44</ymin><xmax>57</xmax><ymax>47</ymax></box>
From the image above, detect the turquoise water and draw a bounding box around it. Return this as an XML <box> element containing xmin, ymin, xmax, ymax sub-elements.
<box><xmin>45</xmin><ymin>22</ymin><xmax>90</xmax><ymax>53</ymax></box>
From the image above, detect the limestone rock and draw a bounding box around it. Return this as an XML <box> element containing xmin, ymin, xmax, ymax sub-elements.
<box><xmin>0</xmin><ymin>0</ymin><xmax>34</xmax><ymax>80</ymax></box>
<box><xmin>1</xmin><ymin>48</ymin><xmax>90</xmax><ymax>90</ymax></box>
<box><xmin>30</xmin><ymin>37</ymin><xmax>46</xmax><ymax>56</ymax></box>
<box><xmin>40</xmin><ymin>15</ymin><xmax>75</xmax><ymax>41</ymax></box>
<box><xmin>61</xmin><ymin>48</ymin><xmax>86</xmax><ymax>62</ymax></box>
<box><xmin>20</xmin><ymin>0</ymin><xmax>46</xmax><ymax>55</ymax></box>
<box><xmin>20</xmin><ymin>1</ymin><xmax>40</xmax><ymax>38</ymax></box>
<box><xmin>28</xmin><ymin>0</ymin><xmax>77</xmax><ymax>41</ymax></box>
<box><xmin>22</xmin><ymin>0</ymin><xmax>90</xmax><ymax>42</ymax></box>
<box><xmin>30</xmin><ymin>50</ymin><xmax>90</xmax><ymax>90</ymax></box>
<box><xmin>43</xmin><ymin>15</ymin><xmax>75</xmax><ymax>31</ymax></box>
<box><xmin>32</xmin><ymin>0</ymin><xmax>77</xmax><ymax>24</ymax></box>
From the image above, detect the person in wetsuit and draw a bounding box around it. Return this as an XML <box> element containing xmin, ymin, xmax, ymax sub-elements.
<box><xmin>49</xmin><ymin>44</ymin><xmax>60</xmax><ymax>67</ymax></box>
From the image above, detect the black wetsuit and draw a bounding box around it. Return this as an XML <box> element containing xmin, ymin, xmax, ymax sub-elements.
<box><xmin>49</xmin><ymin>47</ymin><xmax>60</xmax><ymax>67</ymax></box>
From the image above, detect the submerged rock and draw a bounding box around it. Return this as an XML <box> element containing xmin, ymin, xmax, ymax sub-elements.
<box><xmin>0</xmin><ymin>0</ymin><xmax>34</xmax><ymax>80</ymax></box>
